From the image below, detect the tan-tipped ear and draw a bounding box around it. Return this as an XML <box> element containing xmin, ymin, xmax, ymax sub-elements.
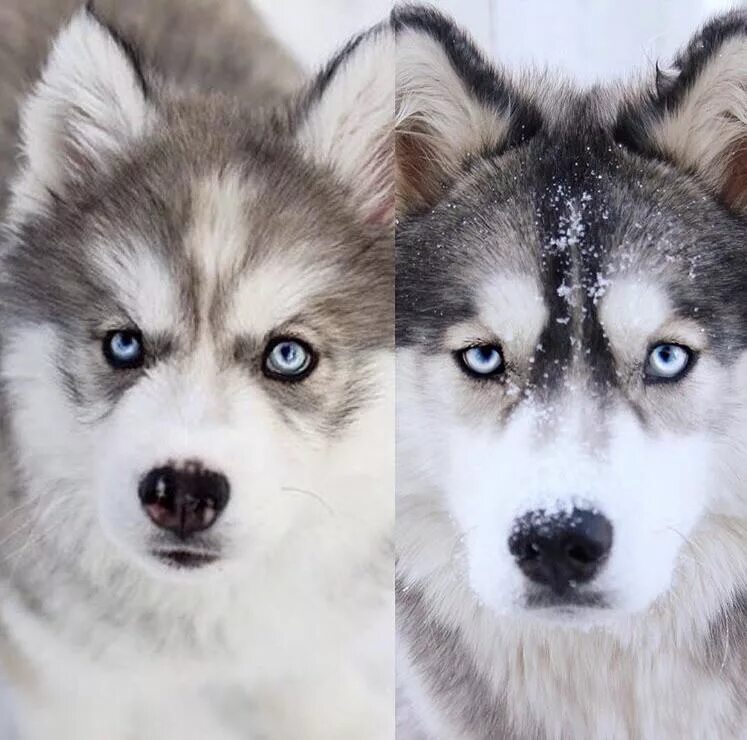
<box><xmin>393</xmin><ymin>5</ymin><xmax>541</xmax><ymax>216</ymax></box>
<box><xmin>11</xmin><ymin>7</ymin><xmax>156</xmax><ymax>217</ymax></box>
<box><xmin>615</xmin><ymin>10</ymin><xmax>747</xmax><ymax>212</ymax></box>
<box><xmin>296</xmin><ymin>25</ymin><xmax>394</xmax><ymax>230</ymax></box>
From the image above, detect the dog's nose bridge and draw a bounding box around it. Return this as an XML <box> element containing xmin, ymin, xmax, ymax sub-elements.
<box><xmin>529</xmin><ymin>389</ymin><xmax>610</xmax><ymax>453</ymax></box>
<box><xmin>168</xmin><ymin>350</ymin><xmax>234</xmax><ymax>425</ymax></box>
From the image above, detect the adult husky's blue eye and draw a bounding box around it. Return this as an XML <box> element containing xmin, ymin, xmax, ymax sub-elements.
<box><xmin>645</xmin><ymin>343</ymin><xmax>692</xmax><ymax>381</ymax></box>
<box><xmin>264</xmin><ymin>338</ymin><xmax>315</xmax><ymax>380</ymax></box>
<box><xmin>103</xmin><ymin>330</ymin><xmax>144</xmax><ymax>370</ymax></box>
<box><xmin>460</xmin><ymin>345</ymin><xmax>504</xmax><ymax>377</ymax></box>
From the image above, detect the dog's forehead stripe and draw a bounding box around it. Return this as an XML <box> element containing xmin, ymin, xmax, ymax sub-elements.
<box><xmin>528</xmin><ymin>163</ymin><xmax>623</xmax><ymax>396</ymax></box>
<box><xmin>186</xmin><ymin>170</ymin><xmax>251</xmax><ymax>309</ymax></box>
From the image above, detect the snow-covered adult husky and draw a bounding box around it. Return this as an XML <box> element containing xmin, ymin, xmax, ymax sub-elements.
<box><xmin>0</xmin><ymin>1</ymin><xmax>393</xmax><ymax>738</ymax></box>
<box><xmin>395</xmin><ymin>6</ymin><xmax>747</xmax><ymax>738</ymax></box>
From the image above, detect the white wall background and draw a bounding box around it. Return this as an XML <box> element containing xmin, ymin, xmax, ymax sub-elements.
<box><xmin>255</xmin><ymin>0</ymin><xmax>744</xmax><ymax>83</ymax></box>
<box><xmin>253</xmin><ymin>0</ymin><xmax>391</xmax><ymax>70</ymax></box>
<box><xmin>435</xmin><ymin>0</ymin><xmax>743</xmax><ymax>83</ymax></box>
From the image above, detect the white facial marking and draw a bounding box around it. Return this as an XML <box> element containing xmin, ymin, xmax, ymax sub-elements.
<box><xmin>479</xmin><ymin>274</ymin><xmax>547</xmax><ymax>348</ymax></box>
<box><xmin>600</xmin><ymin>278</ymin><xmax>706</xmax><ymax>363</ymax></box>
<box><xmin>446</xmin><ymin>274</ymin><xmax>547</xmax><ymax>357</ymax></box>
<box><xmin>227</xmin><ymin>258</ymin><xmax>336</xmax><ymax>339</ymax></box>
<box><xmin>93</xmin><ymin>241</ymin><xmax>183</xmax><ymax>334</ymax></box>
<box><xmin>398</xmin><ymin>267</ymin><xmax>723</xmax><ymax>623</ymax></box>
<box><xmin>185</xmin><ymin>170</ymin><xmax>252</xmax><ymax>317</ymax></box>
<box><xmin>599</xmin><ymin>279</ymin><xmax>670</xmax><ymax>350</ymax></box>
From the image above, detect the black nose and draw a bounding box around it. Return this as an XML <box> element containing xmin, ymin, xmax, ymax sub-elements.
<box><xmin>138</xmin><ymin>463</ymin><xmax>230</xmax><ymax>539</ymax></box>
<box><xmin>508</xmin><ymin>508</ymin><xmax>613</xmax><ymax>595</ymax></box>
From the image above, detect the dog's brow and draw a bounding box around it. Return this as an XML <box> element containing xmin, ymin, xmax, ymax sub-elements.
<box><xmin>476</xmin><ymin>274</ymin><xmax>548</xmax><ymax>351</ymax></box>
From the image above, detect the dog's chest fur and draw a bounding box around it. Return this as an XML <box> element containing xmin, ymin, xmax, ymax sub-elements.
<box><xmin>1</xmin><ymin>540</ymin><xmax>391</xmax><ymax>740</ymax></box>
<box><xmin>398</xmin><ymin>582</ymin><xmax>747</xmax><ymax>739</ymax></box>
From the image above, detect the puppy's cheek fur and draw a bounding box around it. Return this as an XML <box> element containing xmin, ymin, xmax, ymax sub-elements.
<box><xmin>1</xmin><ymin>326</ymin><xmax>96</xmax><ymax>495</ymax></box>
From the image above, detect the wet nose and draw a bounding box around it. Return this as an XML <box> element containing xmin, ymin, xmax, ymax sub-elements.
<box><xmin>138</xmin><ymin>463</ymin><xmax>230</xmax><ymax>539</ymax></box>
<box><xmin>508</xmin><ymin>508</ymin><xmax>613</xmax><ymax>594</ymax></box>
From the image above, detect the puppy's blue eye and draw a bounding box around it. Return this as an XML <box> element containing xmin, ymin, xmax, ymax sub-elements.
<box><xmin>645</xmin><ymin>343</ymin><xmax>692</xmax><ymax>381</ymax></box>
<box><xmin>104</xmin><ymin>330</ymin><xmax>144</xmax><ymax>369</ymax></box>
<box><xmin>460</xmin><ymin>345</ymin><xmax>504</xmax><ymax>377</ymax></box>
<box><xmin>264</xmin><ymin>338</ymin><xmax>315</xmax><ymax>380</ymax></box>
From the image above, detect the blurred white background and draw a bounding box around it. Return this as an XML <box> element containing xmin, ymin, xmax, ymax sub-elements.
<box><xmin>434</xmin><ymin>0</ymin><xmax>742</xmax><ymax>83</ymax></box>
<box><xmin>253</xmin><ymin>0</ymin><xmax>391</xmax><ymax>70</ymax></box>
<box><xmin>255</xmin><ymin>0</ymin><xmax>743</xmax><ymax>83</ymax></box>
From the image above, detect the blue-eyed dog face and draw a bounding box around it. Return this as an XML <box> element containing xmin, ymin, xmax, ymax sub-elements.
<box><xmin>0</xmin><ymin>10</ymin><xmax>394</xmax><ymax>579</ymax></box>
<box><xmin>394</xmin><ymin>7</ymin><xmax>747</xmax><ymax>621</ymax></box>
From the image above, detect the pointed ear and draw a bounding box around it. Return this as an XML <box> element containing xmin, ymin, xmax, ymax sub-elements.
<box><xmin>393</xmin><ymin>6</ymin><xmax>541</xmax><ymax>216</ymax></box>
<box><xmin>12</xmin><ymin>6</ymin><xmax>156</xmax><ymax>214</ymax></box>
<box><xmin>615</xmin><ymin>11</ymin><xmax>747</xmax><ymax>212</ymax></box>
<box><xmin>295</xmin><ymin>25</ymin><xmax>394</xmax><ymax>229</ymax></box>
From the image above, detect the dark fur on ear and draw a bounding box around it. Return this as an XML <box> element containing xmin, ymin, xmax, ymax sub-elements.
<box><xmin>392</xmin><ymin>4</ymin><xmax>541</xmax><ymax>146</ymax></box>
<box><xmin>393</xmin><ymin>4</ymin><xmax>542</xmax><ymax>216</ymax></box>
<box><xmin>85</xmin><ymin>0</ymin><xmax>149</xmax><ymax>97</ymax></box>
<box><xmin>10</xmin><ymin>7</ymin><xmax>157</xmax><ymax>217</ymax></box>
<box><xmin>614</xmin><ymin>10</ymin><xmax>747</xmax><ymax>211</ymax></box>
<box><xmin>294</xmin><ymin>23</ymin><xmax>394</xmax><ymax>229</ymax></box>
<box><xmin>299</xmin><ymin>30</ymin><xmax>368</xmax><ymax>114</ymax></box>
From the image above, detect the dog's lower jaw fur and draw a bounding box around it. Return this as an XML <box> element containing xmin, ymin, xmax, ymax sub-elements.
<box><xmin>0</xmin><ymin>387</ymin><xmax>394</xmax><ymax>740</ymax></box>
<box><xmin>2</xmin><ymin>577</ymin><xmax>391</xmax><ymax>740</ymax></box>
<box><xmin>397</xmin><ymin>512</ymin><xmax>747</xmax><ymax>740</ymax></box>
<box><xmin>0</xmin><ymin>514</ymin><xmax>393</xmax><ymax>740</ymax></box>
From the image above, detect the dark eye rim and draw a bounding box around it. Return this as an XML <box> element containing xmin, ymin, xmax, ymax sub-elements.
<box><xmin>643</xmin><ymin>342</ymin><xmax>697</xmax><ymax>384</ymax></box>
<box><xmin>262</xmin><ymin>335</ymin><xmax>318</xmax><ymax>383</ymax></box>
<box><xmin>103</xmin><ymin>328</ymin><xmax>145</xmax><ymax>370</ymax></box>
<box><xmin>455</xmin><ymin>343</ymin><xmax>506</xmax><ymax>380</ymax></box>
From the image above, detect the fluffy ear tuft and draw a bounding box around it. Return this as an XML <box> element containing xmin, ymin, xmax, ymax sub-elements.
<box><xmin>615</xmin><ymin>10</ymin><xmax>747</xmax><ymax>211</ymax></box>
<box><xmin>393</xmin><ymin>5</ymin><xmax>541</xmax><ymax>216</ymax></box>
<box><xmin>296</xmin><ymin>25</ymin><xmax>394</xmax><ymax>229</ymax></box>
<box><xmin>12</xmin><ymin>7</ymin><xmax>155</xmax><ymax>215</ymax></box>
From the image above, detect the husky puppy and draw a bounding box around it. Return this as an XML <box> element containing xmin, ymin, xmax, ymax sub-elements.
<box><xmin>0</xmin><ymin>2</ymin><xmax>394</xmax><ymax>739</ymax></box>
<box><xmin>0</xmin><ymin>0</ymin><xmax>303</xmax><ymax>215</ymax></box>
<box><xmin>395</xmin><ymin>6</ymin><xmax>747</xmax><ymax>738</ymax></box>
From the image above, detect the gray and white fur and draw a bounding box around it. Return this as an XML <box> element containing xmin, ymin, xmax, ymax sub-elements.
<box><xmin>0</xmin><ymin>1</ymin><xmax>394</xmax><ymax>738</ymax></box>
<box><xmin>395</xmin><ymin>5</ymin><xmax>747</xmax><ymax>738</ymax></box>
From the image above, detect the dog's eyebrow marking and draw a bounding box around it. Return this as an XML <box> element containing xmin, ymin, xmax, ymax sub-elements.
<box><xmin>222</xmin><ymin>256</ymin><xmax>337</xmax><ymax>339</ymax></box>
<box><xmin>459</xmin><ymin>274</ymin><xmax>548</xmax><ymax>353</ymax></box>
<box><xmin>92</xmin><ymin>239</ymin><xmax>184</xmax><ymax>335</ymax></box>
<box><xmin>188</xmin><ymin>170</ymin><xmax>341</xmax><ymax>339</ymax></box>
<box><xmin>599</xmin><ymin>279</ymin><xmax>670</xmax><ymax>344</ymax></box>
<box><xmin>599</xmin><ymin>278</ymin><xmax>707</xmax><ymax>361</ymax></box>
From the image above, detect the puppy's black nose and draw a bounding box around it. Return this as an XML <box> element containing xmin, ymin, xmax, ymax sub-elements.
<box><xmin>138</xmin><ymin>463</ymin><xmax>230</xmax><ymax>539</ymax></box>
<box><xmin>508</xmin><ymin>508</ymin><xmax>613</xmax><ymax>595</ymax></box>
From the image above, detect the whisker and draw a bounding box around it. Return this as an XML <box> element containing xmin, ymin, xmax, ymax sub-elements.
<box><xmin>279</xmin><ymin>486</ymin><xmax>336</xmax><ymax>516</ymax></box>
